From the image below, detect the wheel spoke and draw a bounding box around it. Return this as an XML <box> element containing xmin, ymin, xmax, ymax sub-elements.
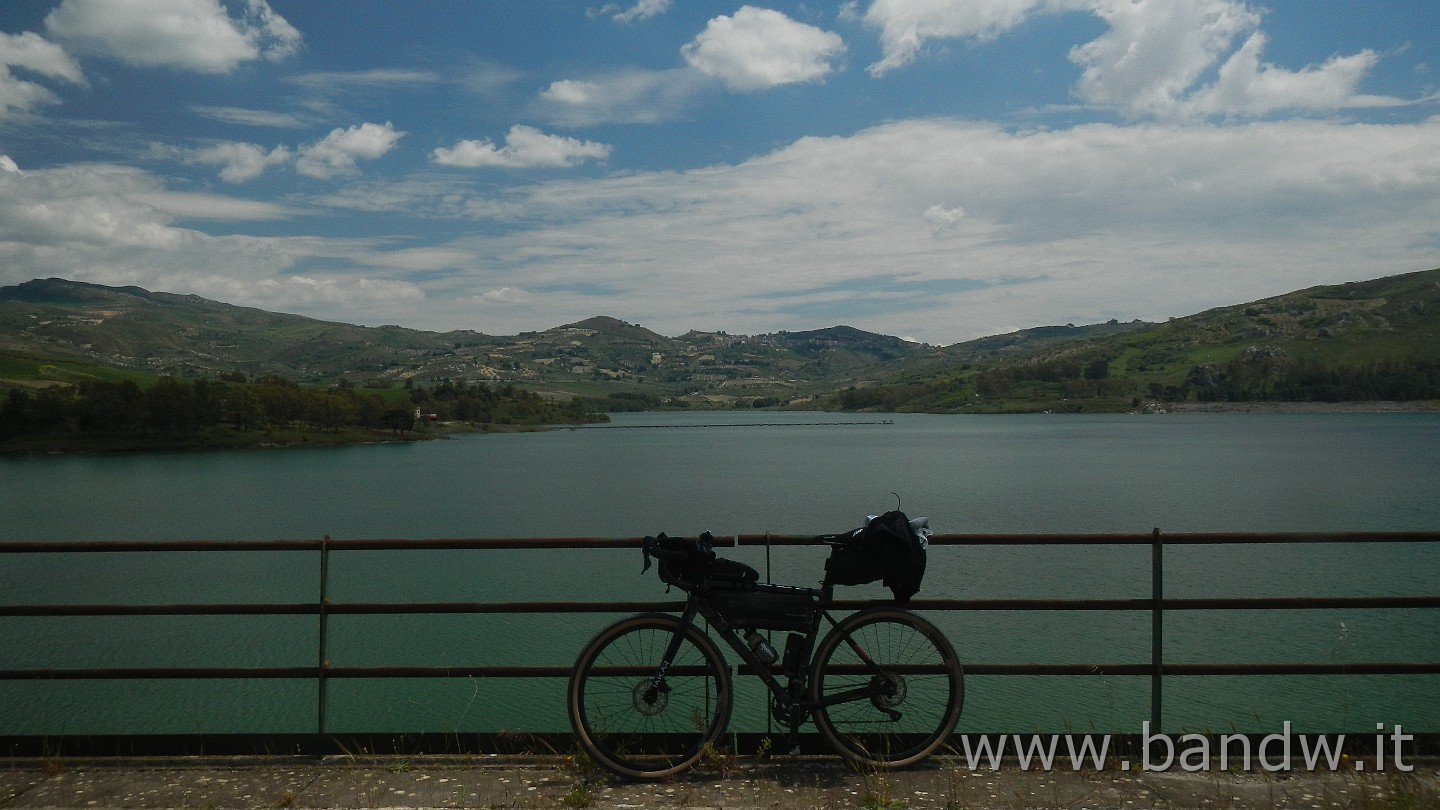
<box><xmin>811</xmin><ymin>609</ymin><xmax>963</xmax><ymax>768</ymax></box>
<box><xmin>568</xmin><ymin>615</ymin><xmax>731</xmax><ymax>779</ymax></box>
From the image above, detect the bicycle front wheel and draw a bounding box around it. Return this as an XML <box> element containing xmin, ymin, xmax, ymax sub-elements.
<box><xmin>810</xmin><ymin>607</ymin><xmax>963</xmax><ymax>768</ymax></box>
<box><xmin>567</xmin><ymin>613</ymin><xmax>732</xmax><ymax>780</ymax></box>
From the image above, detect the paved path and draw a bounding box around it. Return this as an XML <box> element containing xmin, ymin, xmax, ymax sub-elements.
<box><xmin>3</xmin><ymin>755</ymin><xmax>1437</xmax><ymax>809</ymax></box>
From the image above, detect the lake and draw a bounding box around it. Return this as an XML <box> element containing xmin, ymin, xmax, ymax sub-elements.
<box><xmin>2</xmin><ymin>411</ymin><xmax>1438</xmax><ymax>738</ymax></box>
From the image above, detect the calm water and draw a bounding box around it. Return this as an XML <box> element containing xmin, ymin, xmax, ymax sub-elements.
<box><xmin>2</xmin><ymin>412</ymin><xmax>1438</xmax><ymax>737</ymax></box>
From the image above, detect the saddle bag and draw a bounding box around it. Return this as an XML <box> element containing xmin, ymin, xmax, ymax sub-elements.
<box><xmin>822</xmin><ymin>510</ymin><xmax>929</xmax><ymax>602</ymax></box>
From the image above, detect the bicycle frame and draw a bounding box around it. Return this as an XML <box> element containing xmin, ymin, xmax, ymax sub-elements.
<box><xmin>650</xmin><ymin>584</ymin><xmax>899</xmax><ymax>730</ymax></box>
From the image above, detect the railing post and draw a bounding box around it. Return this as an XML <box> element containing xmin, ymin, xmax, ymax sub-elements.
<box><xmin>1151</xmin><ymin>527</ymin><xmax>1164</xmax><ymax>733</ymax></box>
<box><xmin>316</xmin><ymin>534</ymin><xmax>331</xmax><ymax>755</ymax></box>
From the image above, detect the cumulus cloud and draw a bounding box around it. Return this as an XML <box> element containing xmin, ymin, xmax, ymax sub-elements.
<box><xmin>295</xmin><ymin>122</ymin><xmax>404</xmax><ymax>179</ymax></box>
<box><xmin>1179</xmin><ymin>33</ymin><xmax>1381</xmax><ymax>118</ymax></box>
<box><xmin>432</xmin><ymin>125</ymin><xmax>612</xmax><ymax>169</ymax></box>
<box><xmin>168</xmin><ymin>125</ymin><xmax>400</xmax><ymax>182</ymax></box>
<box><xmin>858</xmin><ymin>0</ymin><xmax>1398</xmax><ymax>119</ymax></box>
<box><xmin>536</xmin><ymin>7</ymin><xmax>842</xmax><ymax>125</ymax></box>
<box><xmin>391</xmin><ymin>116</ymin><xmax>1440</xmax><ymax>342</ymax></box>
<box><xmin>6</xmin><ymin>117</ymin><xmax>1438</xmax><ymax>342</ymax></box>
<box><xmin>681</xmin><ymin>6</ymin><xmax>845</xmax><ymax>91</ymax></box>
<box><xmin>861</xmin><ymin>0</ymin><xmax>1065</xmax><ymax>77</ymax></box>
<box><xmin>0</xmin><ymin>31</ymin><xmax>86</xmax><ymax>120</ymax></box>
<box><xmin>1069</xmin><ymin>0</ymin><xmax>1261</xmax><ymax>116</ymax></box>
<box><xmin>43</xmin><ymin>0</ymin><xmax>300</xmax><ymax>74</ymax></box>
<box><xmin>0</xmin><ymin>162</ymin><xmax>424</xmax><ymax>325</ymax></box>
<box><xmin>186</xmin><ymin>141</ymin><xmax>293</xmax><ymax>182</ymax></box>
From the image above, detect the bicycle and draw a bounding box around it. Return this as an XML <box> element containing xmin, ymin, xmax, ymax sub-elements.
<box><xmin>566</xmin><ymin>511</ymin><xmax>964</xmax><ymax>780</ymax></box>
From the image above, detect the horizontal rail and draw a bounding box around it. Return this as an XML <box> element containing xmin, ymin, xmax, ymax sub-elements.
<box><xmin>7</xmin><ymin>596</ymin><xmax>1439</xmax><ymax>617</ymax></box>
<box><xmin>4</xmin><ymin>531</ymin><xmax>1439</xmax><ymax>554</ymax></box>
<box><xmin>3</xmin><ymin>530</ymin><xmax>1436</xmax><ymax>745</ymax></box>
<box><xmin>9</xmin><ymin>662</ymin><xmax>1440</xmax><ymax>681</ymax></box>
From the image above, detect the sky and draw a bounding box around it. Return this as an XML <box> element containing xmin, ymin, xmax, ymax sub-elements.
<box><xmin>1</xmin><ymin>1</ymin><xmax>1438</xmax><ymax>346</ymax></box>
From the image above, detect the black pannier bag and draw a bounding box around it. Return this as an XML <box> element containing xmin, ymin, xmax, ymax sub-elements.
<box><xmin>708</xmin><ymin>582</ymin><xmax>814</xmax><ymax>631</ymax></box>
<box><xmin>822</xmin><ymin>510</ymin><xmax>928</xmax><ymax>602</ymax></box>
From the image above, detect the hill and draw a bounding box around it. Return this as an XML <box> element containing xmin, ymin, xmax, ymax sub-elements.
<box><xmin>0</xmin><ymin>279</ymin><xmax>941</xmax><ymax>405</ymax></box>
<box><xmin>4</xmin><ymin>268</ymin><xmax>1439</xmax><ymax>413</ymax></box>
<box><xmin>828</xmin><ymin>267</ymin><xmax>1440</xmax><ymax>412</ymax></box>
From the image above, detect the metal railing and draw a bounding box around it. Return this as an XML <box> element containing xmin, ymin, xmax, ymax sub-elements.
<box><xmin>3</xmin><ymin>531</ymin><xmax>1438</xmax><ymax>752</ymax></box>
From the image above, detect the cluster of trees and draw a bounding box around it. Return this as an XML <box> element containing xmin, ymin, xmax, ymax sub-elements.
<box><xmin>833</xmin><ymin>350</ymin><xmax>1440</xmax><ymax>412</ymax></box>
<box><xmin>0</xmin><ymin>376</ymin><xmax>411</xmax><ymax>439</ymax></box>
<box><xmin>1182</xmin><ymin>356</ymin><xmax>1440</xmax><ymax>403</ymax></box>
<box><xmin>1</xmin><ymin>374</ymin><xmax>605</xmax><ymax>443</ymax></box>
<box><xmin>972</xmin><ymin>353</ymin><xmax>1115</xmax><ymax>397</ymax></box>
<box><xmin>405</xmin><ymin>377</ymin><xmax>603</xmax><ymax>425</ymax></box>
<box><xmin>837</xmin><ymin>381</ymin><xmax>946</xmax><ymax>411</ymax></box>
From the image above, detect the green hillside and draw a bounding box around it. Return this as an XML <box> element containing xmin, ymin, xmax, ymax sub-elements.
<box><xmin>0</xmin><ymin>279</ymin><xmax>936</xmax><ymax>406</ymax></box>
<box><xmin>828</xmin><ymin>267</ymin><xmax>1440</xmax><ymax>412</ymax></box>
<box><xmin>4</xmin><ymin>268</ymin><xmax>1439</xmax><ymax>418</ymax></box>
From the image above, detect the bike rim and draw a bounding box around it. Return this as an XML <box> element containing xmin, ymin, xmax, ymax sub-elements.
<box><xmin>574</xmin><ymin>620</ymin><xmax>729</xmax><ymax>777</ymax></box>
<box><xmin>813</xmin><ymin>613</ymin><xmax>961</xmax><ymax>765</ymax></box>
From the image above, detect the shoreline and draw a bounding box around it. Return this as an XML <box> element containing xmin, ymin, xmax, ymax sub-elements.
<box><xmin>1162</xmin><ymin>400</ymin><xmax>1440</xmax><ymax>414</ymax></box>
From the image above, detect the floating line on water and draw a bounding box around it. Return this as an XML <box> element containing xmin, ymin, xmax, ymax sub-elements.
<box><xmin>579</xmin><ymin>420</ymin><xmax>893</xmax><ymax>429</ymax></box>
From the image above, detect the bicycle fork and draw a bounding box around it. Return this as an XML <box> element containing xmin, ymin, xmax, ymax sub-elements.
<box><xmin>642</xmin><ymin>602</ymin><xmax>703</xmax><ymax>708</ymax></box>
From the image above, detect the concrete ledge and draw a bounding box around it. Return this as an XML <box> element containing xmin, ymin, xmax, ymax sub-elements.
<box><xmin>4</xmin><ymin>755</ymin><xmax>1439</xmax><ymax>809</ymax></box>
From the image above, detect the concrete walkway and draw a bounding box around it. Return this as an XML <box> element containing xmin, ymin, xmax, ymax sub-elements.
<box><xmin>3</xmin><ymin>755</ymin><xmax>1438</xmax><ymax>810</ymax></box>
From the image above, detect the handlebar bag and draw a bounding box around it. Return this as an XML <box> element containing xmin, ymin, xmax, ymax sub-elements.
<box><xmin>643</xmin><ymin>532</ymin><xmax>759</xmax><ymax>589</ymax></box>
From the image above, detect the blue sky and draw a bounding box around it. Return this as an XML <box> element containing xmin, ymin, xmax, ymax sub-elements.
<box><xmin>1</xmin><ymin>0</ymin><xmax>1437</xmax><ymax>345</ymax></box>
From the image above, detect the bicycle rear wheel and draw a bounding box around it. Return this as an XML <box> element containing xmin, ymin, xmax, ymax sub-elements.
<box><xmin>810</xmin><ymin>607</ymin><xmax>963</xmax><ymax>768</ymax></box>
<box><xmin>567</xmin><ymin>613</ymin><xmax>732</xmax><ymax>780</ymax></box>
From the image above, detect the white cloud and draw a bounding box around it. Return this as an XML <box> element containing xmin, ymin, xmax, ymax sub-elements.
<box><xmin>859</xmin><ymin>0</ymin><xmax>1398</xmax><ymax>119</ymax></box>
<box><xmin>124</xmin><ymin>190</ymin><xmax>296</xmax><ymax>221</ymax></box>
<box><xmin>590</xmin><ymin>0</ymin><xmax>673</xmax><ymax>24</ymax></box>
<box><xmin>475</xmin><ymin>287</ymin><xmax>532</xmax><ymax>305</ymax></box>
<box><xmin>7</xmin><ymin>118</ymin><xmax>1438</xmax><ymax>344</ymax></box>
<box><xmin>0</xmin><ymin>30</ymin><xmax>86</xmax><ymax>83</ymax></box>
<box><xmin>1179</xmin><ymin>33</ymin><xmax>1380</xmax><ymax>118</ymax></box>
<box><xmin>0</xmin><ymin>155</ymin><xmax>21</xmax><ymax>174</ymax></box>
<box><xmin>190</xmin><ymin>105</ymin><xmax>309</xmax><ymax>128</ymax></box>
<box><xmin>286</xmin><ymin>68</ymin><xmax>440</xmax><ymax>94</ymax></box>
<box><xmin>431</xmin><ymin>125</ymin><xmax>612</xmax><ymax>169</ymax></box>
<box><xmin>385</xmin><ymin>116</ymin><xmax>1440</xmax><ymax>342</ymax></box>
<box><xmin>862</xmin><ymin>0</ymin><xmax>1063</xmax><ymax>76</ymax></box>
<box><xmin>186</xmin><ymin>141</ymin><xmax>293</xmax><ymax>182</ymax></box>
<box><xmin>0</xmin><ymin>31</ymin><xmax>86</xmax><ymax>120</ymax></box>
<box><xmin>1069</xmin><ymin>0</ymin><xmax>1261</xmax><ymax>116</ymax></box>
<box><xmin>166</xmin><ymin>127</ymin><xmax>399</xmax><ymax>182</ymax></box>
<box><xmin>44</xmin><ymin>0</ymin><xmax>300</xmax><ymax>74</ymax></box>
<box><xmin>681</xmin><ymin>6</ymin><xmax>845</xmax><ymax>91</ymax></box>
<box><xmin>924</xmin><ymin>203</ymin><xmax>965</xmax><ymax>236</ymax></box>
<box><xmin>0</xmin><ymin>162</ymin><xmax>421</xmax><ymax>325</ymax></box>
<box><xmin>295</xmin><ymin>122</ymin><xmax>404</xmax><ymax>179</ymax></box>
<box><xmin>535</xmin><ymin>68</ymin><xmax>704</xmax><ymax>125</ymax></box>
<box><xmin>536</xmin><ymin>8</ymin><xmax>843</xmax><ymax>125</ymax></box>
